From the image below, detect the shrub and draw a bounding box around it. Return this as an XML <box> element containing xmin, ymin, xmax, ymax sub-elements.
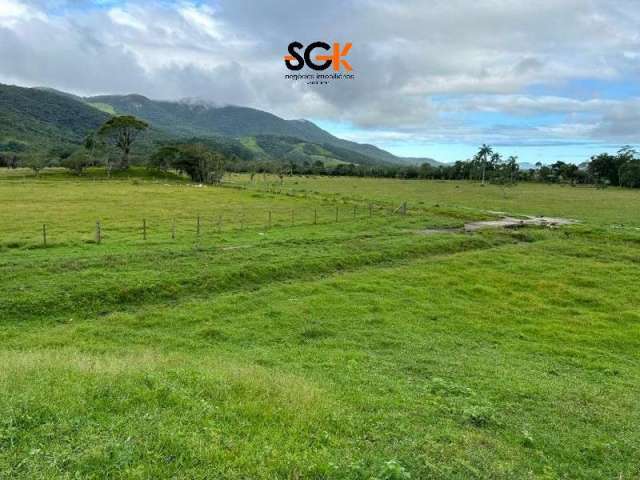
<box><xmin>61</xmin><ymin>149</ymin><xmax>92</xmax><ymax>175</ymax></box>
<box><xmin>462</xmin><ymin>405</ymin><xmax>496</xmax><ymax>427</ymax></box>
<box><xmin>375</xmin><ymin>460</ymin><xmax>411</xmax><ymax>480</ymax></box>
<box><xmin>23</xmin><ymin>153</ymin><xmax>55</xmax><ymax>176</ymax></box>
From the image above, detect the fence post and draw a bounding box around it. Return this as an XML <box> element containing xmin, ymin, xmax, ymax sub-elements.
<box><xmin>42</xmin><ymin>224</ymin><xmax>47</xmax><ymax>247</ymax></box>
<box><xmin>143</xmin><ymin>219</ymin><xmax>147</xmax><ymax>240</ymax></box>
<box><xmin>172</xmin><ymin>218</ymin><xmax>176</xmax><ymax>240</ymax></box>
<box><xmin>314</xmin><ymin>208</ymin><xmax>317</xmax><ymax>225</ymax></box>
<box><xmin>268</xmin><ymin>210</ymin><xmax>272</xmax><ymax>229</ymax></box>
<box><xmin>196</xmin><ymin>215</ymin><xmax>201</xmax><ymax>237</ymax></box>
<box><xmin>402</xmin><ymin>202</ymin><xmax>407</xmax><ymax>215</ymax></box>
<box><xmin>96</xmin><ymin>221</ymin><xmax>101</xmax><ymax>245</ymax></box>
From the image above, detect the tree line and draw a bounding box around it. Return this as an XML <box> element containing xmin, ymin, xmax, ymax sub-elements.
<box><xmin>0</xmin><ymin>115</ymin><xmax>225</xmax><ymax>184</ymax></box>
<box><xmin>1</xmin><ymin>115</ymin><xmax>639</xmax><ymax>188</ymax></box>
<box><xmin>225</xmin><ymin>143</ymin><xmax>640</xmax><ymax>188</ymax></box>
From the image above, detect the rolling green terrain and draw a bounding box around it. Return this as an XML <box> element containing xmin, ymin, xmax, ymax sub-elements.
<box><xmin>1</xmin><ymin>170</ymin><xmax>639</xmax><ymax>479</ymax></box>
<box><xmin>84</xmin><ymin>94</ymin><xmax>436</xmax><ymax>165</ymax></box>
<box><xmin>0</xmin><ymin>83</ymin><xmax>438</xmax><ymax>167</ymax></box>
<box><xmin>0</xmin><ymin>85</ymin><xmax>108</xmax><ymax>152</ymax></box>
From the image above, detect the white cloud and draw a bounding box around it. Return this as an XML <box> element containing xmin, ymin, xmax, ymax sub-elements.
<box><xmin>444</xmin><ymin>95</ymin><xmax>623</xmax><ymax>115</ymax></box>
<box><xmin>0</xmin><ymin>0</ymin><xmax>638</xmax><ymax>146</ymax></box>
<box><xmin>178</xmin><ymin>3</ymin><xmax>223</xmax><ymax>41</ymax></box>
<box><xmin>0</xmin><ymin>0</ymin><xmax>45</xmax><ymax>26</ymax></box>
<box><xmin>108</xmin><ymin>7</ymin><xmax>147</xmax><ymax>32</ymax></box>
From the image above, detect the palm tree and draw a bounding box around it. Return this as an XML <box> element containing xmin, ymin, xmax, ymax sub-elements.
<box><xmin>477</xmin><ymin>144</ymin><xmax>493</xmax><ymax>185</ymax></box>
<box><xmin>507</xmin><ymin>155</ymin><xmax>518</xmax><ymax>183</ymax></box>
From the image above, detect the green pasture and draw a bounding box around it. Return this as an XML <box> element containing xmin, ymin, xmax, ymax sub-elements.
<box><xmin>1</xmin><ymin>168</ymin><xmax>638</xmax><ymax>479</ymax></box>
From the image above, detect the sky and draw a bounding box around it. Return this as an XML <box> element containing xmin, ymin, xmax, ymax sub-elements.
<box><xmin>0</xmin><ymin>0</ymin><xmax>639</xmax><ymax>164</ymax></box>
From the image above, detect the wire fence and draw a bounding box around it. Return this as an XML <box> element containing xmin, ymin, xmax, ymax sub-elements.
<box><xmin>3</xmin><ymin>201</ymin><xmax>411</xmax><ymax>249</ymax></box>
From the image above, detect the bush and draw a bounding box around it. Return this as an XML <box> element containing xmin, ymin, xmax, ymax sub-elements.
<box><xmin>462</xmin><ymin>405</ymin><xmax>496</xmax><ymax>427</ymax></box>
<box><xmin>61</xmin><ymin>149</ymin><xmax>92</xmax><ymax>175</ymax></box>
<box><xmin>23</xmin><ymin>153</ymin><xmax>55</xmax><ymax>175</ymax></box>
<box><xmin>375</xmin><ymin>460</ymin><xmax>411</xmax><ymax>480</ymax></box>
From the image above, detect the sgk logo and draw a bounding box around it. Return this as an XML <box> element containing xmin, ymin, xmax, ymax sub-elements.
<box><xmin>284</xmin><ymin>42</ymin><xmax>353</xmax><ymax>71</ymax></box>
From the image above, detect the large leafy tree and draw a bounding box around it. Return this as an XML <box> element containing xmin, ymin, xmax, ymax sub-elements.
<box><xmin>150</xmin><ymin>144</ymin><xmax>225</xmax><ymax>184</ymax></box>
<box><xmin>23</xmin><ymin>152</ymin><xmax>53</xmax><ymax>176</ymax></box>
<box><xmin>149</xmin><ymin>145</ymin><xmax>182</xmax><ymax>172</ymax></box>
<box><xmin>587</xmin><ymin>147</ymin><xmax>637</xmax><ymax>186</ymax></box>
<box><xmin>549</xmin><ymin>161</ymin><xmax>579</xmax><ymax>183</ymax></box>
<box><xmin>97</xmin><ymin>115</ymin><xmax>148</xmax><ymax>170</ymax></box>
<box><xmin>588</xmin><ymin>153</ymin><xmax>621</xmax><ymax>185</ymax></box>
<box><xmin>617</xmin><ymin>145</ymin><xmax>637</xmax><ymax>163</ymax></box>
<box><xmin>619</xmin><ymin>160</ymin><xmax>640</xmax><ymax>188</ymax></box>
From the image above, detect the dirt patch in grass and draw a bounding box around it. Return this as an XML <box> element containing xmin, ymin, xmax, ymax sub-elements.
<box><xmin>420</xmin><ymin>216</ymin><xmax>577</xmax><ymax>235</ymax></box>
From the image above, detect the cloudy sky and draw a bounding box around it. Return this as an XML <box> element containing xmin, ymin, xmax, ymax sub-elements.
<box><xmin>1</xmin><ymin>0</ymin><xmax>639</xmax><ymax>163</ymax></box>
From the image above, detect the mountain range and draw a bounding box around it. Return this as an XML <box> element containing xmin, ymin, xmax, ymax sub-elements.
<box><xmin>0</xmin><ymin>83</ymin><xmax>441</xmax><ymax>167</ymax></box>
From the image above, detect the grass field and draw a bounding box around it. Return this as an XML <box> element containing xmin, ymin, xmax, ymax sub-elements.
<box><xmin>1</xmin><ymin>169</ymin><xmax>639</xmax><ymax>479</ymax></box>
<box><xmin>228</xmin><ymin>173</ymin><xmax>640</xmax><ymax>227</ymax></box>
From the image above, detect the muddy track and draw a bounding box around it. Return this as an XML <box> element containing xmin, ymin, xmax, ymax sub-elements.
<box><xmin>420</xmin><ymin>216</ymin><xmax>577</xmax><ymax>235</ymax></box>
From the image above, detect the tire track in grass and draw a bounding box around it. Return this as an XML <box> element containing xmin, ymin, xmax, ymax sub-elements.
<box><xmin>1</xmin><ymin>231</ymin><xmax>530</xmax><ymax>322</ymax></box>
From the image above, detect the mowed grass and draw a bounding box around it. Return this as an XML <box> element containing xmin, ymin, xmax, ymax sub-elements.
<box><xmin>1</xmin><ymin>168</ymin><xmax>639</xmax><ymax>479</ymax></box>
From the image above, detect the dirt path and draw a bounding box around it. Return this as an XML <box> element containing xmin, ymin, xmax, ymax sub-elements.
<box><xmin>420</xmin><ymin>216</ymin><xmax>577</xmax><ymax>235</ymax></box>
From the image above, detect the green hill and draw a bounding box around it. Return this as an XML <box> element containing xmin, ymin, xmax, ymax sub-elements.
<box><xmin>0</xmin><ymin>83</ymin><xmax>440</xmax><ymax>167</ymax></box>
<box><xmin>86</xmin><ymin>94</ymin><xmax>438</xmax><ymax>166</ymax></box>
<box><xmin>0</xmin><ymin>84</ymin><xmax>109</xmax><ymax>152</ymax></box>
<box><xmin>159</xmin><ymin>134</ymin><xmax>380</xmax><ymax>168</ymax></box>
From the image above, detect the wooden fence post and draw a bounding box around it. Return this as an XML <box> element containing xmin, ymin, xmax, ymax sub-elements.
<box><xmin>268</xmin><ymin>210</ymin><xmax>272</xmax><ymax>229</ymax></box>
<box><xmin>42</xmin><ymin>224</ymin><xmax>47</xmax><ymax>247</ymax></box>
<box><xmin>171</xmin><ymin>218</ymin><xmax>176</xmax><ymax>240</ymax></box>
<box><xmin>196</xmin><ymin>215</ymin><xmax>201</xmax><ymax>237</ymax></box>
<box><xmin>96</xmin><ymin>221</ymin><xmax>101</xmax><ymax>245</ymax></box>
